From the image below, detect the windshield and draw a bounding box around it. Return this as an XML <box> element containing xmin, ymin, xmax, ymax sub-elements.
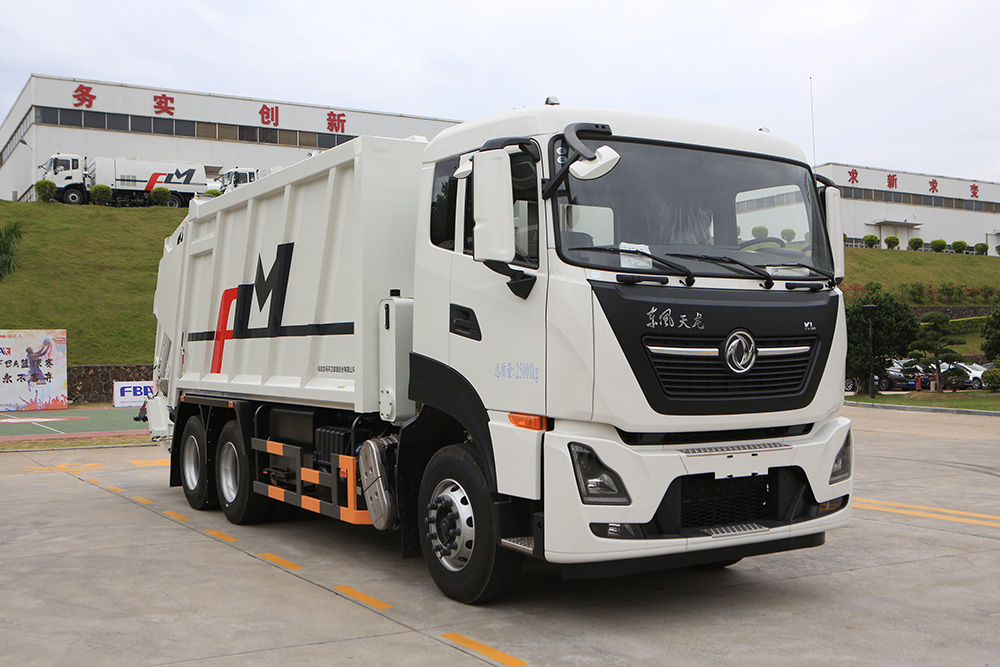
<box><xmin>553</xmin><ymin>137</ymin><xmax>833</xmax><ymax>279</ymax></box>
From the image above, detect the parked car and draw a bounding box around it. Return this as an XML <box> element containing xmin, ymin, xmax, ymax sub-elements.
<box><xmin>950</xmin><ymin>362</ymin><xmax>988</xmax><ymax>390</ymax></box>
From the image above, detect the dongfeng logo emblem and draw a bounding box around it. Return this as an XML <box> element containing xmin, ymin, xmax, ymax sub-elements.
<box><xmin>724</xmin><ymin>330</ymin><xmax>757</xmax><ymax>374</ymax></box>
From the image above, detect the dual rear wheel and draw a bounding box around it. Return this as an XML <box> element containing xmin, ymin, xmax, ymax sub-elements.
<box><xmin>178</xmin><ymin>416</ymin><xmax>268</xmax><ymax>523</ymax></box>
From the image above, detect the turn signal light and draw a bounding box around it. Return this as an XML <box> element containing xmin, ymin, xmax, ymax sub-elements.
<box><xmin>509</xmin><ymin>413</ymin><xmax>548</xmax><ymax>431</ymax></box>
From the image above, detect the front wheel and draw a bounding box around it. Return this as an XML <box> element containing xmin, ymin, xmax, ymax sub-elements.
<box><xmin>216</xmin><ymin>420</ymin><xmax>270</xmax><ymax>524</ymax></box>
<box><xmin>418</xmin><ymin>444</ymin><xmax>522</xmax><ymax>604</ymax></box>
<box><xmin>972</xmin><ymin>378</ymin><xmax>983</xmax><ymax>390</ymax></box>
<box><xmin>845</xmin><ymin>377</ymin><xmax>856</xmax><ymax>392</ymax></box>
<box><xmin>179</xmin><ymin>416</ymin><xmax>216</xmax><ymax>510</ymax></box>
<box><xmin>167</xmin><ymin>193</ymin><xmax>184</xmax><ymax>208</ymax></box>
<box><xmin>62</xmin><ymin>188</ymin><xmax>85</xmax><ymax>205</ymax></box>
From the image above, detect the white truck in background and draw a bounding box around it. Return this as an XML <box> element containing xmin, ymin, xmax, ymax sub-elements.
<box><xmin>213</xmin><ymin>166</ymin><xmax>261</xmax><ymax>194</ymax></box>
<box><xmin>145</xmin><ymin>102</ymin><xmax>853</xmax><ymax>603</ymax></box>
<box><xmin>38</xmin><ymin>153</ymin><xmax>209</xmax><ymax>206</ymax></box>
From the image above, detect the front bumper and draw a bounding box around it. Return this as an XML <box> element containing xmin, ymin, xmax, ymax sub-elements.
<box><xmin>541</xmin><ymin>415</ymin><xmax>852</xmax><ymax>564</ymax></box>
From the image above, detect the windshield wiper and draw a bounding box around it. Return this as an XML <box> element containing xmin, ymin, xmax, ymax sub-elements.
<box><xmin>569</xmin><ymin>245</ymin><xmax>695</xmax><ymax>286</ymax></box>
<box><xmin>757</xmin><ymin>262</ymin><xmax>834</xmax><ymax>280</ymax></box>
<box><xmin>662</xmin><ymin>253</ymin><xmax>774</xmax><ymax>289</ymax></box>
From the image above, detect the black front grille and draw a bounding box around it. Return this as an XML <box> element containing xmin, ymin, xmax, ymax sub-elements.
<box><xmin>680</xmin><ymin>473</ymin><xmax>770</xmax><ymax>529</ymax></box>
<box><xmin>646</xmin><ymin>336</ymin><xmax>814</xmax><ymax>400</ymax></box>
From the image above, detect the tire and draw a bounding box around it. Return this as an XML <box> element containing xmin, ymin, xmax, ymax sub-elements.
<box><xmin>418</xmin><ymin>444</ymin><xmax>523</xmax><ymax>604</ymax></box>
<box><xmin>216</xmin><ymin>420</ymin><xmax>270</xmax><ymax>524</ymax></box>
<box><xmin>167</xmin><ymin>193</ymin><xmax>183</xmax><ymax>208</ymax></box>
<box><xmin>879</xmin><ymin>377</ymin><xmax>890</xmax><ymax>391</ymax></box>
<box><xmin>845</xmin><ymin>377</ymin><xmax>856</xmax><ymax>392</ymax></box>
<box><xmin>62</xmin><ymin>188</ymin><xmax>84</xmax><ymax>205</ymax></box>
<box><xmin>179</xmin><ymin>416</ymin><xmax>217</xmax><ymax>510</ymax></box>
<box><xmin>972</xmin><ymin>378</ymin><xmax>983</xmax><ymax>390</ymax></box>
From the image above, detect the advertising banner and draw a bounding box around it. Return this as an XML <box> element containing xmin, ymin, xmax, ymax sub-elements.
<box><xmin>113</xmin><ymin>381</ymin><xmax>155</xmax><ymax>408</ymax></box>
<box><xmin>0</xmin><ymin>330</ymin><xmax>68</xmax><ymax>411</ymax></box>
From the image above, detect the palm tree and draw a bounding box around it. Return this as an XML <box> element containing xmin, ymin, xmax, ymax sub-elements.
<box><xmin>0</xmin><ymin>221</ymin><xmax>25</xmax><ymax>281</ymax></box>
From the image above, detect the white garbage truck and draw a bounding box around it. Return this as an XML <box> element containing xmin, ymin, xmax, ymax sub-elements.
<box><xmin>145</xmin><ymin>101</ymin><xmax>853</xmax><ymax>603</ymax></box>
<box><xmin>38</xmin><ymin>154</ymin><xmax>209</xmax><ymax>206</ymax></box>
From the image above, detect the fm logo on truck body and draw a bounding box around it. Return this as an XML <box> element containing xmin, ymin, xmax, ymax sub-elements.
<box><xmin>187</xmin><ymin>243</ymin><xmax>354</xmax><ymax>373</ymax></box>
<box><xmin>144</xmin><ymin>168</ymin><xmax>197</xmax><ymax>191</ymax></box>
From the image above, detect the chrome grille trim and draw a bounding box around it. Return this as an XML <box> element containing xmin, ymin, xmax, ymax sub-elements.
<box><xmin>705</xmin><ymin>522</ymin><xmax>770</xmax><ymax>537</ymax></box>
<box><xmin>679</xmin><ymin>442</ymin><xmax>791</xmax><ymax>456</ymax></box>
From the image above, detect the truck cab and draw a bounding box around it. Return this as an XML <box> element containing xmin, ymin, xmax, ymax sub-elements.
<box><xmin>38</xmin><ymin>153</ymin><xmax>89</xmax><ymax>204</ymax></box>
<box><xmin>214</xmin><ymin>167</ymin><xmax>258</xmax><ymax>193</ymax></box>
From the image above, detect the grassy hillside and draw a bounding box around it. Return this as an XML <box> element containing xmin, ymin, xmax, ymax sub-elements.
<box><xmin>842</xmin><ymin>247</ymin><xmax>1000</xmax><ymax>303</ymax></box>
<box><xmin>0</xmin><ymin>200</ymin><xmax>998</xmax><ymax>365</ymax></box>
<box><xmin>0</xmin><ymin>201</ymin><xmax>185</xmax><ymax>365</ymax></box>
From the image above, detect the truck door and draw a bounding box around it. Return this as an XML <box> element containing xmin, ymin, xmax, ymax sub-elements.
<box><xmin>449</xmin><ymin>150</ymin><xmax>547</xmax><ymax>416</ymax></box>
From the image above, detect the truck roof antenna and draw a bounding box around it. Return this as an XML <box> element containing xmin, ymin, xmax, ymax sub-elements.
<box><xmin>545</xmin><ymin>96</ymin><xmax>560</xmax><ymax>105</ymax></box>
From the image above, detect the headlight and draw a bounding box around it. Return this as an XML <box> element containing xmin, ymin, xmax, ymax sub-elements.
<box><xmin>569</xmin><ymin>443</ymin><xmax>630</xmax><ymax>505</ymax></box>
<box><xmin>829</xmin><ymin>431</ymin><xmax>853</xmax><ymax>484</ymax></box>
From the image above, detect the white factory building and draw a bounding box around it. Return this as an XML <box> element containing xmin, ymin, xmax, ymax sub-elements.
<box><xmin>815</xmin><ymin>163</ymin><xmax>1000</xmax><ymax>255</ymax></box>
<box><xmin>0</xmin><ymin>74</ymin><xmax>458</xmax><ymax>202</ymax></box>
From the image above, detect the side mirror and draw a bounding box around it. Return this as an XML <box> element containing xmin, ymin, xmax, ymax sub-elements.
<box><xmin>569</xmin><ymin>145</ymin><xmax>620</xmax><ymax>180</ymax></box>
<box><xmin>472</xmin><ymin>149</ymin><xmax>515</xmax><ymax>263</ymax></box>
<box><xmin>824</xmin><ymin>186</ymin><xmax>845</xmax><ymax>281</ymax></box>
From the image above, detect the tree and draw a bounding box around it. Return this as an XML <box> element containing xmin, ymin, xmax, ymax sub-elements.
<box><xmin>951</xmin><ymin>240</ymin><xmax>968</xmax><ymax>254</ymax></box>
<box><xmin>981</xmin><ymin>308</ymin><xmax>1000</xmax><ymax>363</ymax></box>
<box><xmin>885</xmin><ymin>236</ymin><xmax>900</xmax><ymax>249</ymax></box>
<box><xmin>909</xmin><ymin>237</ymin><xmax>924</xmax><ymax>251</ymax></box>
<box><xmin>35</xmin><ymin>179</ymin><xmax>56</xmax><ymax>202</ymax></box>
<box><xmin>752</xmin><ymin>225</ymin><xmax>768</xmax><ymax>239</ymax></box>
<box><xmin>863</xmin><ymin>234</ymin><xmax>879</xmax><ymax>248</ymax></box>
<box><xmin>0</xmin><ymin>221</ymin><xmax>25</xmax><ymax>282</ymax></box>
<box><xmin>845</xmin><ymin>283</ymin><xmax>918</xmax><ymax>394</ymax></box>
<box><xmin>906</xmin><ymin>312</ymin><xmax>966</xmax><ymax>392</ymax></box>
<box><xmin>781</xmin><ymin>228</ymin><xmax>796</xmax><ymax>243</ymax></box>
<box><xmin>929</xmin><ymin>239</ymin><xmax>947</xmax><ymax>253</ymax></box>
<box><xmin>974</xmin><ymin>242</ymin><xmax>988</xmax><ymax>255</ymax></box>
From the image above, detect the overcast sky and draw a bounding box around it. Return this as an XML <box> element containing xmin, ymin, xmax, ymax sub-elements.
<box><xmin>3</xmin><ymin>0</ymin><xmax>998</xmax><ymax>182</ymax></box>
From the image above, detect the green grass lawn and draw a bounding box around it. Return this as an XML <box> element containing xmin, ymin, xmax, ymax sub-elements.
<box><xmin>846</xmin><ymin>390</ymin><xmax>1000</xmax><ymax>412</ymax></box>
<box><xmin>843</xmin><ymin>247</ymin><xmax>1000</xmax><ymax>304</ymax></box>
<box><xmin>0</xmin><ymin>202</ymin><xmax>186</xmax><ymax>364</ymax></box>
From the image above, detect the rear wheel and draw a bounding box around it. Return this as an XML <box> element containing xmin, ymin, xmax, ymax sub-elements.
<box><xmin>418</xmin><ymin>444</ymin><xmax>522</xmax><ymax>604</ymax></box>
<box><xmin>972</xmin><ymin>377</ymin><xmax>983</xmax><ymax>390</ymax></box>
<box><xmin>167</xmin><ymin>193</ymin><xmax>184</xmax><ymax>208</ymax></box>
<box><xmin>216</xmin><ymin>420</ymin><xmax>269</xmax><ymax>524</ymax></box>
<box><xmin>179</xmin><ymin>416</ymin><xmax>216</xmax><ymax>510</ymax></box>
<box><xmin>879</xmin><ymin>377</ymin><xmax>890</xmax><ymax>391</ymax></box>
<box><xmin>845</xmin><ymin>377</ymin><xmax>856</xmax><ymax>392</ymax></box>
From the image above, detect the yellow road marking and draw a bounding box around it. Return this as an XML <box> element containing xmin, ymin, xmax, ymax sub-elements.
<box><xmin>855</xmin><ymin>497</ymin><xmax>1000</xmax><ymax>522</ymax></box>
<box><xmin>205</xmin><ymin>529</ymin><xmax>238</xmax><ymax>543</ymax></box>
<box><xmin>854</xmin><ymin>503</ymin><xmax>1000</xmax><ymax>529</ymax></box>
<box><xmin>106</xmin><ymin>486</ymin><xmax>125</xmax><ymax>493</ymax></box>
<box><xmin>84</xmin><ymin>478</ymin><xmax>101</xmax><ymax>484</ymax></box>
<box><xmin>333</xmin><ymin>585</ymin><xmax>393</xmax><ymax>610</ymax></box>
<box><xmin>25</xmin><ymin>463</ymin><xmax>105</xmax><ymax>474</ymax></box>
<box><xmin>259</xmin><ymin>552</ymin><xmax>302</xmax><ymax>570</ymax></box>
<box><xmin>131</xmin><ymin>496</ymin><xmax>154</xmax><ymax>505</ymax></box>
<box><xmin>441</xmin><ymin>633</ymin><xmax>528</xmax><ymax>667</ymax></box>
<box><xmin>129</xmin><ymin>459</ymin><xmax>169</xmax><ymax>467</ymax></box>
<box><xmin>163</xmin><ymin>510</ymin><xmax>190</xmax><ymax>521</ymax></box>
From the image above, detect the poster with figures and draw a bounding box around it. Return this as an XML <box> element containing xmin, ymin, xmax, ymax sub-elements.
<box><xmin>0</xmin><ymin>330</ymin><xmax>68</xmax><ymax>411</ymax></box>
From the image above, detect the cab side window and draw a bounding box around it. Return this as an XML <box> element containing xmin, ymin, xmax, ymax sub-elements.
<box><xmin>510</xmin><ymin>153</ymin><xmax>539</xmax><ymax>267</ymax></box>
<box><xmin>430</xmin><ymin>157</ymin><xmax>459</xmax><ymax>250</ymax></box>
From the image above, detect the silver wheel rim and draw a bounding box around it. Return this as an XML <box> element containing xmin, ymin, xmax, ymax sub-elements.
<box><xmin>182</xmin><ymin>434</ymin><xmax>201</xmax><ymax>491</ymax></box>
<box><xmin>426</xmin><ymin>478</ymin><xmax>476</xmax><ymax>572</ymax></box>
<box><xmin>218</xmin><ymin>440</ymin><xmax>239</xmax><ymax>504</ymax></box>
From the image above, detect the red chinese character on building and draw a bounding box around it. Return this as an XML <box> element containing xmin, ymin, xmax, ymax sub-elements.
<box><xmin>260</xmin><ymin>104</ymin><xmax>279</xmax><ymax>126</ymax></box>
<box><xmin>848</xmin><ymin>169</ymin><xmax>859</xmax><ymax>184</ymax></box>
<box><xmin>327</xmin><ymin>112</ymin><xmax>346</xmax><ymax>133</ymax></box>
<box><xmin>153</xmin><ymin>94</ymin><xmax>175</xmax><ymax>116</ymax></box>
<box><xmin>887</xmin><ymin>174</ymin><xmax>898</xmax><ymax>189</ymax></box>
<box><xmin>929</xmin><ymin>179</ymin><xmax>939</xmax><ymax>193</ymax></box>
<box><xmin>970</xmin><ymin>184</ymin><xmax>980</xmax><ymax>199</ymax></box>
<box><xmin>72</xmin><ymin>85</ymin><xmax>96</xmax><ymax>108</ymax></box>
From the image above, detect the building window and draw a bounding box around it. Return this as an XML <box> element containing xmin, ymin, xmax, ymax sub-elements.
<box><xmin>318</xmin><ymin>134</ymin><xmax>336</xmax><ymax>149</ymax></box>
<box><xmin>278</xmin><ymin>129</ymin><xmax>297</xmax><ymax>146</ymax></box>
<box><xmin>298</xmin><ymin>131</ymin><xmax>317</xmax><ymax>148</ymax></box>
<box><xmin>130</xmin><ymin>116</ymin><xmax>152</xmax><ymax>133</ymax></box>
<box><xmin>106</xmin><ymin>113</ymin><xmax>129</xmax><ymax>131</ymax></box>
<box><xmin>218</xmin><ymin>124</ymin><xmax>238</xmax><ymax>141</ymax></box>
<box><xmin>36</xmin><ymin>106</ymin><xmax>59</xmax><ymax>124</ymax></box>
<box><xmin>83</xmin><ymin>111</ymin><xmax>106</xmax><ymax>129</ymax></box>
<box><xmin>153</xmin><ymin>117</ymin><xmax>173</xmax><ymax>135</ymax></box>
<box><xmin>259</xmin><ymin>127</ymin><xmax>278</xmax><ymax>144</ymax></box>
<box><xmin>238</xmin><ymin>126</ymin><xmax>258</xmax><ymax>142</ymax></box>
<box><xmin>174</xmin><ymin>120</ymin><xmax>196</xmax><ymax>137</ymax></box>
<box><xmin>59</xmin><ymin>109</ymin><xmax>83</xmax><ymax>127</ymax></box>
<box><xmin>196</xmin><ymin>122</ymin><xmax>216</xmax><ymax>139</ymax></box>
